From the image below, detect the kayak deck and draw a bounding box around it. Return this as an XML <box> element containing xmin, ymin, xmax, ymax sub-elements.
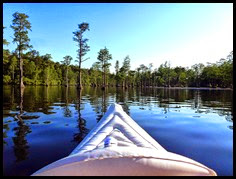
<box><xmin>32</xmin><ymin>103</ymin><xmax>217</xmax><ymax>176</ymax></box>
<box><xmin>70</xmin><ymin>103</ymin><xmax>166</xmax><ymax>155</ymax></box>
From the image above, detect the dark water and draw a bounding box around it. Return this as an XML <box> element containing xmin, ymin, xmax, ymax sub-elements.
<box><xmin>3</xmin><ymin>85</ymin><xmax>233</xmax><ymax>176</ymax></box>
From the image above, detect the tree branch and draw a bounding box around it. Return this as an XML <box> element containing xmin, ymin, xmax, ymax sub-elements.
<box><xmin>82</xmin><ymin>57</ymin><xmax>90</xmax><ymax>63</ymax></box>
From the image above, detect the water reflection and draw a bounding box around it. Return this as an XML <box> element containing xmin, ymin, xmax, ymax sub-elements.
<box><xmin>73</xmin><ymin>89</ymin><xmax>89</xmax><ymax>143</ymax></box>
<box><xmin>88</xmin><ymin>87</ymin><xmax>110</xmax><ymax>122</ymax></box>
<box><xmin>3</xmin><ymin>86</ymin><xmax>233</xmax><ymax>176</ymax></box>
<box><xmin>115</xmin><ymin>88</ymin><xmax>130</xmax><ymax>114</ymax></box>
<box><xmin>63</xmin><ymin>87</ymin><xmax>72</xmax><ymax>117</ymax></box>
<box><xmin>89</xmin><ymin>88</ymin><xmax>102</xmax><ymax>122</ymax></box>
<box><xmin>97</xmin><ymin>88</ymin><xmax>109</xmax><ymax>121</ymax></box>
<box><xmin>14</xmin><ymin>86</ymin><xmax>233</xmax><ymax>124</ymax></box>
<box><xmin>12</xmin><ymin>120</ymin><xmax>31</xmax><ymax>162</ymax></box>
<box><xmin>6</xmin><ymin>86</ymin><xmax>231</xmax><ymax>122</ymax></box>
<box><xmin>3</xmin><ymin>123</ymin><xmax>9</xmax><ymax>146</ymax></box>
<box><xmin>12</xmin><ymin>87</ymin><xmax>31</xmax><ymax>162</ymax></box>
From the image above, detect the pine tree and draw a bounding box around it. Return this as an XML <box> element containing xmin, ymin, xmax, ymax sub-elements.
<box><xmin>97</xmin><ymin>47</ymin><xmax>112</xmax><ymax>89</ymax></box>
<box><xmin>73</xmin><ymin>22</ymin><xmax>90</xmax><ymax>90</ymax></box>
<box><xmin>61</xmin><ymin>55</ymin><xmax>73</xmax><ymax>87</ymax></box>
<box><xmin>11</xmin><ymin>12</ymin><xmax>32</xmax><ymax>88</ymax></box>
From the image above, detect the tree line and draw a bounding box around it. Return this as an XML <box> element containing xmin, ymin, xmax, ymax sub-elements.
<box><xmin>3</xmin><ymin>12</ymin><xmax>233</xmax><ymax>89</ymax></box>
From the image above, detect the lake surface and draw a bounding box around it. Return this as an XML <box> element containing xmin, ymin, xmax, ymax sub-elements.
<box><xmin>3</xmin><ymin>85</ymin><xmax>233</xmax><ymax>176</ymax></box>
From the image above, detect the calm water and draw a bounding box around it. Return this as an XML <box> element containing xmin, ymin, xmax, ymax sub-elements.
<box><xmin>3</xmin><ymin>85</ymin><xmax>233</xmax><ymax>176</ymax></box>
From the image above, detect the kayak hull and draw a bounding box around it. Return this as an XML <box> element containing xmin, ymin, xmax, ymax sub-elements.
<box><xmin>32</xmin><ymin>103</ymin><xmax>217</xmax><ymax>176</ymax></box>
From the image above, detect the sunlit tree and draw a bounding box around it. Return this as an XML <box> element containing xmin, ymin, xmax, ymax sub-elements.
<box><xmin>97</xmin><ymin>47</ymin><xmax>112</xmax><ymax>89</ymax></box>
<box><xmin>61</xmin><ymin>55</ymin><xmax>73</xmax><ymax>87</ymax></box>
<box><xmin>11</xmin><ymin>12</ymin><xmax>32</xmax><ymax>88</ymax></box>
<box><xmin>73</xmin><ymin>22</ymin><xmax>90</xmax><ymax>89</ymax></box>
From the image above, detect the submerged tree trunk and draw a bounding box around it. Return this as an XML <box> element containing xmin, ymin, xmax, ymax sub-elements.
<box><xmin>16</xmin><ymin>87</ymin><xmax>25</xmax><ymax>123</ymax></box>
<box><xmin>73</xmin><ymin>88</ymin><xmax>89</xmax><ymax>143</ymax></box>
<box><xmin>20</xmin><ymin>87</ymin><xmax>24</xmax><ymax>115</ymax></box>
<box><xmin>102</xmin><ymin>87</ymin><xmax>107</xmax><ymax>115</ymax></box>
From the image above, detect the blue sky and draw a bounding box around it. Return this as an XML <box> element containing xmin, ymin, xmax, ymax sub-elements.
<box><xmin>3</xmin><ymin>3</ymin><xmax>233</xmax><ymax>72</ymax></box>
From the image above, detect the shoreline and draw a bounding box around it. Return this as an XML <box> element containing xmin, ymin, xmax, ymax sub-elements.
<box><xmin>149</xmin><ymin>86</ymin><xmax>233</xmax><ymax>91</ymax></box>
<box><xmin>3</xmin><ymin>85</ymin><xmax>233</xmax><ymax>91</ymax></box>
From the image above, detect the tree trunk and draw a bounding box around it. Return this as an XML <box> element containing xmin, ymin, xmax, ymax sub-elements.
<box><xmin>19</xmin><ymin>58</ymin><xmax>25</xmax><ymax>88</ymax></box>
<box><xmin>66</xmin><ymin>86</ymin><xmax>68</xmax><ymax>104</ymax></box>
<box><xmin>104</xmin><ymin>71</ymin><xmax>106</xmax><ymax>87</ymax></box>
<box><xmin>66</xmin><ymin>66</ymin><xmax>68</xmax><ymax>87</ymax></box>
<box><xmin>46</xmin><ymin>76</ymin><xmax>48</xmax><ymax>87</ymax></box>
<box><xmin>103</xmin><ymin>66</ymin><xmax>105</xmax><ymax>87</ymax></box>
<box><xmin>12</xmin><ymin>66</ymin><xmax>15</xmax><ymax>84</ymax></box>
<box><xmin>102</xmin><ymin>65</ymin><xmax>106</xmax><ymax>90</ymax></box>
<box><xmin>77</xmin><ymin>68</ymin><xmax>82</xmax><ymax>89</ymax></box>
<box><xmin>77</xmin><ymin>39</ymin><xmax>82</xmax><ymax>90</ymax></box>
<box><xmin>125</xmin><ymin>78</ymin><xmax>128</xmax><ymax>89</ymax></box>
<box><xmin>77</xmin><ymin>61</ymin><xmax>82</xmax><ymax>90</ymax></box>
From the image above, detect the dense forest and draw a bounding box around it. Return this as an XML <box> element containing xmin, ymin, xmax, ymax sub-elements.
<box><xmin>3</xmin><ymin>12</ymin><xmax>233</xmax><ymax>89</ymax></box>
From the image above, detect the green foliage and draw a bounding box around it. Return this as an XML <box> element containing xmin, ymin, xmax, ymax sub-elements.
<box><xmin>24</xmin><ymin>77</ymin><xmax>34</xmax><ymax>85</ymax></box>
<box><xmin>97</xmin><ymin>47</ymin><xmax>112</xmax><ymax>87</ymax></box>
<box><xmin>119</xmin><ymin>56</ymin><xmax>131</xmax><ymax>85</ymax></box>
<box><xmin>61</xmin><ymin>55</ymin><xmax>72</xmax><ymax>66</ymax></box>
<box><xmin>97</xmin><ymin>47</ymin><xmax>112</xmax><ymax>69</ymax></box>
<box><xmin>3</xmin><ymin>26</ymin><xmax>9</xmax><ymax>46</ymax></box>
<box><xmin>2</xmin><ymin>48</ymin><xmax>233</xmax><ymax>88</ymax></box>
<box><xmin>73</xmin><ymin>22</ymin><xmax>90</xmax><ymax>88</ymax></box>
<box><xmin>61</xmin><ymin>55</ymin><xmax>73</xmax><ymax>86</ymax></box>
<box><xmin>8</xmin><ymin>56</ymin><xmax>18</xmax><ymax>84</ymax></box>
<box><xmin>120</xmin><ymin>56</ymin><xmax>131</xmax><ymax>74</ymax></box>
<box><xmin>3</xmin><ymin>14</ymin><xmax>233</xmax><ymax>89</ymax></box>
<box><xmin>200</xmin><ymin>56</ymin><xmax>233</xmax><ymax>88</ymax></box>
<box><xmin>3</xmin><ymin>49</ymin><xmax>11</xmax><ymax>76</ymax></box>
<box><xmin>3</xmin><ymin>75</ymin><xmax>11</xmax><ymax>84</ymax></box>
<box><xmin>11</xmin><ymin>12</ymin><xmax>32</xmax><ymax>54</ymax></box>
<box><xmin>179</xmin><ymin>72</ymin><xmax>187</xmax><ymax>86</ymax></box>
<box><xmin>89</xmin><ymin>62</ymin><xmax>102</xmax><ymax>86</ymax></box>
<box><xmin>24</xmin><ymin>59</ymin><xmax>36</xmax><ymax>78</ymax></box>
<box><xmin>115</xmin><ymin>60</ymin><xmax>119</xmax><ymax>75</ymax></box>
<box><xmin>73</xmin><ymin>23</ymin><xmax>90</xmax><ymax>62</ymax></box>
<box><xmin>11</xmin><ymin>11</ymin><xmax>32</xmax><ymax>88</ymax></box>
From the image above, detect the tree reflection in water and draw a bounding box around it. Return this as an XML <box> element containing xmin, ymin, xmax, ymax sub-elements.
<box><xmin>73</xmin><ymin>89</ymin><xmax>89</xmax><ymax>143</ymax></box>
<box><xmin>97</xmin><ymin>87</ymin><xmax>108</xmax><ymax>122</ymax></box>
<box><xmin>3</xmin><ymin>123</ymin><xmax>10</xmax><ymax>146</ymax></box>
<box><xmin>12</xmin><ymin>120</ymin><xmax>31</xmax><ymax>162</ymax></box>
<box><xmin>12</xmin><ymin>87</ymin><xmax>31</xmax><ymax>162</ymax></box>
<box><xmin>2</xmin><ymin>86</ymin><xmax>233</xmax><ymax>176</ymax></box>
<box><xmin>63</xmin><ymin>87</ymin><xmax>72</xmax><ymax>117</ymax></box>
<box><xmin>115</xmin><ymin>87</ymin><xmax>130</xmax><ymax>115</ymax></box>
<box><xmin>89</xmin><ymin>87</ymin><xmax>109</xmax><ymax>122</ymax></box>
